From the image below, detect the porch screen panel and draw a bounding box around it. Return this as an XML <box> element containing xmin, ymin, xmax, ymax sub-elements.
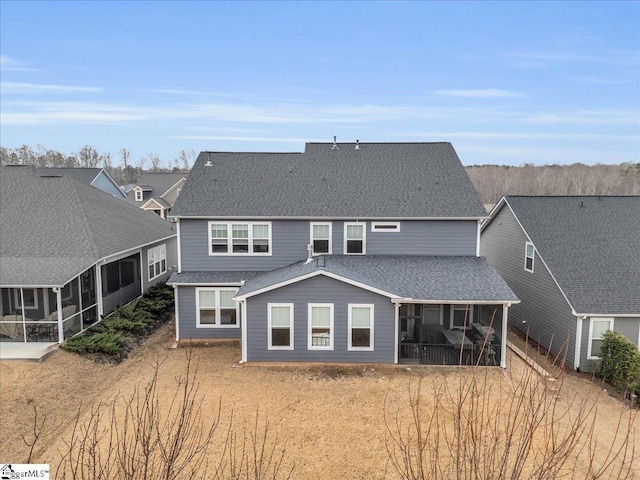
<box><xmin>198</xmin><ymin>290</ymin><xmax>217</xmax><ymax>325</ymax></box>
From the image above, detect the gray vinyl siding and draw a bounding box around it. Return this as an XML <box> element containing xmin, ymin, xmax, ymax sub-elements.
<box><xmin>481</xmin><ymin>205</ymin><xmax>577</xmax><ymax>362</ymax></box>
<box><xmin>245</xmin><ymin>275</ymin><xmax>395</xmax><ymax>363</ymax></box>
<box><xmin>179</xmin><ymin>219</ymin><xmax>478</xmax><ymax>272</ymax></box>
<box><xmin>142</xmin><ymin>237</ymin><xmax>179</xmax><ymax>290</ymax></box>
<box><xmin>176</xmin><ymin>285</ymin><xmax>242</xmax><ymax>340</ymax></box>
<box><xmin>579</xmin><ymin>316</ymin><xmax>640</xmax><ymax>372</ymax></box>
<box><xmin>92</xmin><ymin>172</ymin><xmax>125</xmax><ymax>198</ymax></box>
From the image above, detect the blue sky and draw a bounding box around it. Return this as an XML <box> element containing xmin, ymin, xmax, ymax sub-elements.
<box><xmin>1</xmin><ymin>1</ymin><xmax>638</xmax><ymax>166</ymax></box>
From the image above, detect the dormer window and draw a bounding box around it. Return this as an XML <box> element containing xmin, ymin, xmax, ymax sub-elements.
<box><xmin>134</xmin><ymin>189</ymin><xmax>143</xmax><ymax>202</ymax></box>
<box><xmin>344</xmin><ymin>222</ymin><xmax>366</xmax><ymax>255</ymax></box>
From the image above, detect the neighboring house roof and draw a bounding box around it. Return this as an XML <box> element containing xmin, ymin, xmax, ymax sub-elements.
<box><xmin>38</xmin><ymin>167</ymin><xmax>125</xmax><ymax>198</ymax></box>
<box><xmin>168</xmin><ymin>271</ymin><xmax>261</xmax><ymax>285</ymax></box>
<box><xmin>234</xmin><ymin>255</ymin><xmax>519</xmax><ymax>303</ymax></box>
<box><xmin>489</xmin><ymin>195</ymin><xmax>640</xmax><ymax>316</ymax></box>
<box><xmin>171</xmin><ymin>142</ymin><xmax>486</xmax><ymax>218</ymax></box>
<box><xmin>0</xmin><ymin>166</ymin><xmax>176</xmax><ymax>287</ymax></box>
<box><xmin>126</xmin><ymin>172</ymin><xmax>188</xmax><ymax>204</ymax></box>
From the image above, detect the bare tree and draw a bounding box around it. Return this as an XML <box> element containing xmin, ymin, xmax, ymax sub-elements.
<box><xmin>75</xmin><ymin>145</ymin><xmax>101</xmax><ymax>168</ymax></box>
<box><xmin>174</xmin><ymin>149</ymin><xmax>195</xmax><ymax>172</ymax></box>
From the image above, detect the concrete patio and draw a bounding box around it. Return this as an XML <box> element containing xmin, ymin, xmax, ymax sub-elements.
<box><xmin>0</xmin><ymin>342</ymin><xmax>58</xmax><ymax>361</ymax></box>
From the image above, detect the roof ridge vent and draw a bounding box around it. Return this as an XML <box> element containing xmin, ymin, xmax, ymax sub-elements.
<box><xmin>331</xmin><ymin>136</ymin><xmax>338</xmax><ymax>150</ymax></box>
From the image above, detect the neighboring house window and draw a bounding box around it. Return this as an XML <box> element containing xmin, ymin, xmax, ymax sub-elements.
<box><xmin>134</xmin><ymin>189</ymin><xmax>143</xmax><ymax>201</ymax></box>
<box><xmin>15</xmin><ymin>288</ymin><xmax>38</xmax><ymax>310</ymax></box>
<box><xmin>148</xmin><ymin>244</ymin><xmax>167</xmax><ymax>280</ymax></box>
<box><xmin>451</xmin><ymin>304</ymin><xmax>473</xmax><ymax>330</ymax></box>
<box><xmin>268</xmin><ymin>303</ymin><xmax>294</xmax><ymax>350</ymax></box>
<box><xmin>524</xmin><ymin>241</ymin><xmax>535</xmax><ymax>273</ymax></box>
<box><xmin>308</xmin><ymin>303</ymin><xmax>334</xmax><ymax>350</ymax></box>
<box><xmin>588</xmin><ymin>318</ymin><xmax>614</xmax><ymax>359</ymax></box>
<box><xmin>310</xmin><ymin>222</ymin><xmax>332</xmax><ymax>255</ymax></box>
<box><xmin>348</xmin><ymin>304</ymin><xmax>374</xmax><ymax>351</ymax></box>
<box><xmin>371</xmin><ymin>222</ymin><xmax>400</xmax><ymax>232</ymax></box>
<box><xmin>209</xmin><ymin>222</ymin><xmax>271</xmax><ymax>255</ymax></box>
<box><xmin>196</xmin><ymin>288</ymin><xmax>239</xmax><ymax>328</ymax></box>
<box><xmin>344</xmin><ymin>222</ymin><xmax>366</xmax><ymax>255</ymax></box>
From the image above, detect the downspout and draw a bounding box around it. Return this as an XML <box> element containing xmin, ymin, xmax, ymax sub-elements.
<box><xmin>393</xmin><ymin>302</ymin><xmax>400</xmax><ymax>364</ymax></box>
<box><xmin>476</xmin><ymin>220</ymin><xmax>481</xmax><ymax>257</ymax></box>
<box><xmin>574</xmin><ymin>316</ymin><xmax>585</xmax><ymax>371</ymax></box>
<box><xmin>54</xmin><ymin>287</ymin><xmax>63</xmax><ymax>343</ymax></box>
<box><xmin>240</xmin><ymin>300</ymin><xmax>248</xmax><ymax>363</ymax></box>
<box><xmin>173</xmin><ymin>284</ymin><xmax>180</xmax><ymax>342</ymax></box>
<box><xmin>501</xmin><ymin>303</ymin><xmax>510</xmax><ymax>368</ymax></box>
<box><xmin>176</xmin><ymin>220</ymin><xmax>182</xmax><ymax>273</ymax></box>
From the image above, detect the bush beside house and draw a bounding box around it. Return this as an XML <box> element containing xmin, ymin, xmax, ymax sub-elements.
<box><xmin>62</xmin><ymin>283</ymin><xmax>174</xmax><ymax>362</ymax></box>
<box><xmin>598</xmin><ymin>331</ymin><xmax>640</xmax><ymax>406</ymax></box>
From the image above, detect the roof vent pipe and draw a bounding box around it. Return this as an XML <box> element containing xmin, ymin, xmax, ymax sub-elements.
<box><xmin>331</xmin><ymin>136</ymin><xmax>338</xmax><ymax>149</ymax></box>
<box><xmin>205</xmin><ymin>152</ymin><xmax>213</xmax><ymax>167</ymax></box>
<box><xmin>354</xmin><ymin>139</ymin><xmax>360</xmax><ymax>150</ymax></box>
<box><xmin>304</xmin><ymin>244</ymin><xmax>314</xmax><ymax>264</ymax></box>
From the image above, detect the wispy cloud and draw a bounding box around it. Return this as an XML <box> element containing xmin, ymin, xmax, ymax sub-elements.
<box><xmin>523</xmin><ymin>110</ymin><xmax>639</xmax><ymax>126</ymax></box>
<box><xmin>146</xmin><ymin>88</ymin><xmax>232</xmax><ymax>97</ymax></box>
<box><xmin>1</xmin><ymin>82</ymin><xmax>102</xmax><ymax>95</ymax></box>
<box><xmin>390</xmin><ymin>131</ymin><xmax>639</xmax><ymax>142</ymax></box>
<box><xmin>172</xmin><ymin>135</ymin><xmax>320</xmax><ymax>144</ymax></box>
<box><xmin>435</xmin><ymin>89</ymin><xmax>525</xmax><ymax>99</ymax></box>
<box><xmin>0</xmin><ymin>55</ymin><xmax>36</xmax><ymax>72</ymax></box>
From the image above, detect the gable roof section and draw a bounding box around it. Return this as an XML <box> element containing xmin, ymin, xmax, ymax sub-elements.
<box><xmin>171</xmin><ymin>142</ymin><xmax>486</xmax><ymax>218</ymax></box>
<box><xmin>497</xmin><ymin>196</ymin><xmax>640</xmax><ymax>316</ymax></box>
<box><xmin>0</xmin><ymin>166</ymin><xmax>176</xmax><ymax>287</ymax></box>
<box><xmin>126</xmin><ymin>173</ymin><xmax>188</xmax><ymax>204</ymax></box>
<box><xmin>235</xmin><ymin>255</ymin><xmax>519</xmax><ymax>303</ymax></box>
<box><xmin>38</xmin><ymin>167</ymin><xmax>126</xmax><ymax>198</ymax></box>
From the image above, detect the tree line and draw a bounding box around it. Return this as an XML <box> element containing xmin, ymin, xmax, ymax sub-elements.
<box><xmin>0</xmin><ymin>144</ymin><xmax>194</xmax><ymax>185</ymax></box>
<box><xmin>1</xmin><ymin>144</ymin><xmax>638</xmax><ymax>200</ymax></box>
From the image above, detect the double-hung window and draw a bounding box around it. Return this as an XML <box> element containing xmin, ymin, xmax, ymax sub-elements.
<box><xmin>196</xmin><ymin>288</ymin><xmax>239</xmax><ymax>328</ymax></box>
<box><xmin>268</xmin><ymin>303</ymin><xmax>294</xmax><ymax>350</ymax></box>
<box><xmin>308</xmin><ymin>303</ymin><xmax>333</xmax><ymax>350</ymax></box>
<box><xmin>451</xmin><ymin>304</ymin><xmax>473</xmax><ymax>330</ymax></box>
<box><xmin>524</xmin><ymin>242</ymin><xmax>535</xmax><ymax>272</ymax></box>
<box><xmin>209</xmin><ymin>222</ymin><xmax>271</xmax><ymax>255</ymax></box>
<box><xmin>344</xmin><ymin>222</ymin><xmax>366</xmax><ymax>255</ymax></box>
<box><xmin>310</xmin><ymin>223</ymin><xmax>332</xmax><ymax>255</ymax></box>
<box><xmin>588</xmin><ymin>318</ymin><xmax>613</xmax><ymax>359</ymax></box>
<box><xmin>348</xmin><ymin>304</ymin><xmax>374</xmax><ymax>350</ymax></box>
<box><xmin>147</xmin><ymin>244</ymin><xmax>167</xmax><ymax>280</ymax></box>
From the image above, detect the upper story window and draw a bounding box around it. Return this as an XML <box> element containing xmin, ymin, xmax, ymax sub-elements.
<box><xmin>310</xmin><ymin>222</ymin><xmax>332</xmax><ymax>255</ymax></box>
<box><xmin>134</xmin><ymin>189</ymin><xmax>143</xmax><ymax>202</ymax></box>
<box><xmin>344</xmin><ymin>222</ymin><xmax>366</xmax><ymax>255</ymax></box>
<box><xmin>524</xmin><ymin>241</ymin><xmax>535</xmax><ymax>273</ymax></box>
<box><xmin>371</xmin><ymin>222</ymin><xmax>400</xmax><ymax>233</ymax></box>
<box><xmin>148</xmin><ymin>243</ymin><xmax>167</xmax><ymax>280</ymax></box>
<box><xmin>209</xmin><ymin>222</ymin><xmax>271</xmax><ymax>255</ymax></box>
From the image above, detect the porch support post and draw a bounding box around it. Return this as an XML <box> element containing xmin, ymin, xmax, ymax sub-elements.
<box><xmin>96</xmin><ymin>263</ymin><xmax>104</xmax><ymax>318</ymax></box>
<box><xmin>56</xmin><ymin>287</ymin><xmax>63</xmax><ymax>343</ymax></box>
<box><xmin>393</xmin><ymin>302</ymin><xmax>399</xmax><ymax>364</ymax></box>
<box><xmin>501</xmin><ymin>303</ymin><xmax>510</xmax><ymax>368</ymax></box>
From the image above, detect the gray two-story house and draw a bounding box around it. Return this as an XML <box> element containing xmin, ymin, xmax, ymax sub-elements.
<box><xmin>168</xmin><ymin>142</ymin><xmax>518</xmax><ymax>366</ymax></box>
<box><xmin>481</xmin><ymin>195</ymin><xmax>640</xmax><ymax>372</ymax></box>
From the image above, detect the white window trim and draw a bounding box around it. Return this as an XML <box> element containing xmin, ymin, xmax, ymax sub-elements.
<box><xmin>524</xmin><ymin>241</ymin><xmax>535</xmax><ymax>273</ymax></box>
<box><xmin>134</xmin><ymin>188</ymin><xmax>143</xmax><ymax>202</ymax></box>
<box><xmin>195</xmin><ymin>287</ymin><xmax>240</xmax><ymax>328</ymax></box>
<box><xmin>310</xmin><ymin>222</ymin><xmax>332</xmax><ymax>255</ymax></box>
<box><xmin>15</xmin><ymin>288</ymin><xmax>38</xmax><ymax>310</ymax></box>
<box><xmin>587</xmin><ymin>317</ymin><xmax>614</xmax><ymax>360</ymax></box>
<box><xmin>450</xmin><ymin>304</ymin><xmax>474</xmax><ymax>330</ymax></box>
<box><xmin>348</xmin><ymin>303</ymin><xmax>374</xmax><ymax>351</ymax></box>
<box><xmin>208</xmin><ymin>221</ymin><xmax>272</xmax><ymax>256</ymax></box>
<box><xmin>147</xmin><ymin>243</ymin><xmax>167</xmax><ymax>281</ymax></box>
<box><xmin>371</xmin><ymin>221</ymin><xmax>400</xmax><ymax>232</ymax></box>
<box><xmin>268</xmin><ymin>303</ymin><xmax>294</xmax><ymax>350</ymax></box>
<box><xmin>308</xmin><ymin>303</ymin><xmax>334</xmax><ymax>350</ymax></box>
<box><xmin>344</xmin><ymin>222</ymin><xmax>366</xmax><ymax>255</ymax></box>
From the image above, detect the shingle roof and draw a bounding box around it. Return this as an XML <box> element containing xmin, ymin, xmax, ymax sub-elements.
<box><xmin>503</xmin><ymin>195</ymin><xmax>640</xmax><ymax>315</ymax></box>
<box><xmin>171</xmin><ymin>142</ymin><xmax>486</xmax><ymax>218</ymax></box>
<box><xmin>125</xmin><ymin>173</ymin><xmax>188</xmax><ymax>204</ymax></box>
<box><xmin>38</xmin><ymin>167</ymin><xmax>102</xmax><ymax>185</ymax></box>
<box><xmin>235</xmin><ymin>255</ymin><xmax>519</xmax><ymax>303</ymax></box>
<box><xmin>0</xmin><ymin>166</ymin><xmax>176</xmax><ymax>286</ymax></box>
<box><xmin>167</xmin><ymin>271</ymin><xmax>261</xmax><ymax>285</ymax></box>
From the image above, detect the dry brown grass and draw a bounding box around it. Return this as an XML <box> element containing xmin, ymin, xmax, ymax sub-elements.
<box><xmin>1</xmin><ymin>321</ymin><xmax>638</xmax><ymax>479</ymax></box>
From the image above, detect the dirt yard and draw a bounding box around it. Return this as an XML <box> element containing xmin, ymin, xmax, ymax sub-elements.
<box><xmin>1</xmin><ymin>322</ymin><xmax>638</xmax><ymax>479</ymax></box>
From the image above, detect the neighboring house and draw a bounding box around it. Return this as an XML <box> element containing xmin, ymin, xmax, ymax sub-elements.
<box><xmin>168</xmin><ymin>142</ymin><xmax>518</xmax><ymax>366</ymax></box>
<box><xmin>480</xmin><ymin>195</ymin><xmax>640</xmax><ymax>371</ymax></box>
<box><xmin>126</xmin><ymin>173</ymin><xmax>188</xmax><ymax>219</ymax></box>
<box><xmin>38</xmin><ymin>167</ymin><xmax>126</xmax><ymax>198</ymax></box>
<box><xmin>0</xmin><ymin>166</ymin><xmax>178</xmax><ymax>345</ymax></box>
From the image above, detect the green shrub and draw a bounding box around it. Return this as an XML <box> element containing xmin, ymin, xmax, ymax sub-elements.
<box><xmin>115</xmin><ymin>301</ymin><xmax>153</xmax><ymax>324</ymax></box>
<box><xmin>62</xmin><ymin>331</ymin><xmax>131</xmax><ymax>356</ymax></box>
<box><xmin>99</xmin><ymin>314</ymin><xmax>148</xmax><ymax>333</ymax></box>
<box><xmin>599</xmin><ymin>331</ymin><xmax>640</xmax><ymax>390</ymax></box>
